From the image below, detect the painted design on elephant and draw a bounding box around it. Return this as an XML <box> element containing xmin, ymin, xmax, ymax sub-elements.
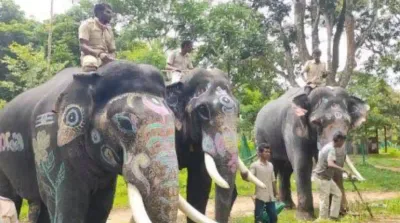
<box><xmin>214</xmin><ymin>132</ymin><xmax>226</xmax><ymax>157</ymax></box>
<box><xmin>63</xmin><ymin>104</ymin><xmax>84</xmax><ymax>128</ymax></box>
<box><xmin>101</xmin><ymin>145</ymin><xmax>120</xmax><ymax>167</ymax></box>
<box><xmin>142</xmin><ymin>96</ymin><xmax>171</xmax><ymax>123</ymax></box>
<box><xmin>35</xmin><ymin>112</ymin><xmax>55</xmax><ymax>127</ymax></box>
<box><xmin>202</xmin><ymin>132</ymin><xmax>216</xmax><ymax>156</ymax></box>
<box><xmin>58</xmin><ymin>104</ymin><xmax>85</xmax><ymax>146</ymax></box>
<box><xmin>112</xmin><ymin>112</ymin><xmax>137</xmax><ymax>135</ymax></box>
<box><xmin>144</xmin><ymin>121</ymin><xmax>175</xmax><ymax>151</ymax></box>
<box><xmin>227</xmin><ymin>151</ymin><xmax>238</xmax><ymax>173</ymax></box>
<box><xmin>132</xmin><ymin>152</ymin><xmax>151</xmax><ymax>195</ymax></box>
<box><xmin>334</xmin><ymin>112</ymin><xmax>343</xmax><ymax>119</ymax></box>
<box><xmin>0</xmin><ymin>132</ymin><xmax>24</xmax><ymax>153</ymax></box>
<box><xmin>32</xmin><ymin>130</ymin><xmax>50</xmax><ymax>165</ymax></box>
<box><xmin>90</xmin><ymin>129</ymin><xmax>102</xmax><ymax>144</ymax></box>
<box><xmin>38</xmin><ymin>151</ymin><xmax>65</xmax><ymax>222</ymax></box>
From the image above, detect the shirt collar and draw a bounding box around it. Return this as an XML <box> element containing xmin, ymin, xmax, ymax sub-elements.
<box><xmin>95</xmin><ymin>17</ymin><xmax>109</xmax><ymax>30</ymax></box>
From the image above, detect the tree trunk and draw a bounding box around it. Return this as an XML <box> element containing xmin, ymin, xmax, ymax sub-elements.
<box><xmin>329</xmin><ymin>0</ymin><xmax>346</xmax><ymax>85</ymax></box>
<box><xmin>310</xmin><ymin>0</ymin><xmax>320</xmax><ymax>51</ymax></box>
<box><xmin>293</xmin><ymin>0</ymin><xmax>310</xmax><ymax>63</ymax></box>
<box><xmin>339</xmin><ymin>0</ymin><xmax>355</xmax><ymax>88</ymax></box>
<box><xmin>384</xmin><ymin>126</ymin><xmax>387</xmax><ymax>153</ymax></box>
<box><xmin>46</xmin><ymin>0</ymin><xmax>54</xmax><ymax>76</ymax></box>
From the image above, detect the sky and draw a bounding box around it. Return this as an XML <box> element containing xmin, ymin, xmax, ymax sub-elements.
<box><xmin>13</xmin><ymin>0</ymin><xmax>398</xmax><ymax>89</ymax></box>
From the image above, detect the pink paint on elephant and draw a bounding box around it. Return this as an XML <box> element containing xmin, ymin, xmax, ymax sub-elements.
<box><xmin>214</xmin><ymin>132</ymin><xmax>226</xmax><ymax>157</ymax></box>
<box><xmin>142</xmin><ymin>96</ymin><xmax>171</xmax><ymax>123</ymax></box>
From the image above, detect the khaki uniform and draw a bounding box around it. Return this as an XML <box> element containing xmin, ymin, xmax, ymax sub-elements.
<box><xmin>250</xmin><ymin>160</ymin><xmax>276</xmax><ymax>202</ymax></box>
<box><xmin>0</xmin><ymin>196</ymin><xmax>18</xmax><ymax>223</ymax></box>
<box><xmin>313</xmin><ymin>143</ymin><xmax>342</xmax><ymax>219</ymax></box>
<box><xmin>303</xmin><ymin>60</ymin><xmax>327</xmax><ymax>87</ymax></box>
<box><xmin>79</xmin><ymin>18</ymin><xmax>116</xmax><ymax>71</ymax></box>
<box><xmin>167</xmin><ymin>50</ymin><xmax>193</xmax><ymax>83</ymax></box>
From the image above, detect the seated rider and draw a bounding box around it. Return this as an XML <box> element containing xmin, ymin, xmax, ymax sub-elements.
<box><xmin>79</xmin><ymin>3</ymin><xmax>116</xmax><ymax>72</ymax></box>
<box><xmin>301</xmin><ymin>49</ymin><xmax>329</xmax><ymax>94</ymax></box>
<box><xmin>165</xmin><ymin>40</ymin><xmax>194</xmax><ymax>83</ymax></box>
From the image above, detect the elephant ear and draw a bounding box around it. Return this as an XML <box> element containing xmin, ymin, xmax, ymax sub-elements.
<box><xmin>166</xmin><ymin>82</ymin><xmax>185</xmax><ymax>130</ymax></box>
<box><xmin>54</xmin><ymin>72</ymin><xmax>100</xmax><ymax>147</ymax></box>
<box><xmin>292</xmin><ymin>93</ymin><xmax>310</xmax><ymax>117</ymax></box>
<box><xmin>348</xmin><ymin>96</ymin><xmax>369</xmax><ymax>129</ymax></box>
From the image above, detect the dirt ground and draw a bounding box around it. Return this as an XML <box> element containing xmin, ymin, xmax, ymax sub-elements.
<box><xmin>106</xmin><ymin>191</ymin><xmax>400</xmax><ymax>223</ymax></box>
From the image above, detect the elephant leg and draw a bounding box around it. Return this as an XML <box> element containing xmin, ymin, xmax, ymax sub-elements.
<box><xmin>39</xmin><ymin>173</ymin><xmax>90</xmax><ymax>223</ymax></box>
<box><xmin>86</xmin><ymin>177</ymin><xmax>117</xmax><ymax>223</ymax></box>
<box><xmin>186</xmin><ymin>163</ymin><xmax>212</xmax><ymax>223</ymax></box>
<box><xmin>27</xmin><ymin>200</ymin><xmax>42</xmax><ymax>222</ymax></box>
<box><xmin>274</xmin><ymin>160</ymin><xmax>295</xmax><ymax>209</ymax></box>
<box><xmin>36</xmin><ymin>201</ymin><xmax>51</xmax><ymax>223</ymax></box>
<box><xmin>293</xmin><ymin>151</ymin><xmax>315</xmax><ymax>220</ymax></box>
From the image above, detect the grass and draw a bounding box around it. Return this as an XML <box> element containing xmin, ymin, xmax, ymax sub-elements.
<box><xmin>232</xmin><ymin>198</ymin><xmax>400</xmax><ymax>223</ymax></box>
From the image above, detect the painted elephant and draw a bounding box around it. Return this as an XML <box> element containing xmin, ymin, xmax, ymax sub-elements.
<box><xmin>0</xmin><ymin>61</ymin><xmax>213</xmax><ymax>223</ymax></box>
<box><xmin>165</xmin><ymin>69</ymin><xmax>265</xmax><ymax>223</ymax></box>
<box><xmin>254</xmin><ymin>86</ymin><xmax>369</xmax><ymax>220</ymax></box>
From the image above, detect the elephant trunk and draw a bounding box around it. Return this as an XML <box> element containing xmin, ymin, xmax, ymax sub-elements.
<box><xmin>123</xmin><ymin>119</ymin><xmax>180</xmax><ymax>223</ymax></box>
<box><xmin>214</xmin><ymin>161</ymin><xmax>235</xmax><ymax>223</ymax></box>
<box><xmin>201</xmin><ymin>127</ymin><xmax>239</xmax><ymax>222</ymax></box>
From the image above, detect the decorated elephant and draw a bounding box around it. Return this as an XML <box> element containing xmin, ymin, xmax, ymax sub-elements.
<box><xmin>254</xmin><ymin>86</ymin><xmax>368</xmax><ymax>220</ymax></box>
<box><xmin>0</xmin><ymin>61</ymin><xmax>214</xmax><ymax>223</ymax></box>
<box><xmin>165</xmin><ymin>69</ymin><xmax>265</xmax><ymax>223</ymax></box>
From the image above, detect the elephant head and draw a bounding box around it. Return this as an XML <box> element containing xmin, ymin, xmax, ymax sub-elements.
<box><xmin>166</xmin><ymin>68</ymin><xmax>265</xmax><ymax>222</ymax></box>
<box><xmin>54</xmin><ymin>61</ymin><xmax>214</xmax><ymax>223</ymax></box>
<box><xmin>292</xmin><ymin>86</ymin><xmax>369</xmax><ymax>179</ymax></box>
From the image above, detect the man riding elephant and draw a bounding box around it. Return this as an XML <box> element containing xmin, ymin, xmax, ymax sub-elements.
<box><xmin>254</xmin><ymin>86</ymin><xmax>369</xmax><ymax>220</ymax></box>
<box><xmin>79</xmin><ymin>3</ymin><xmax>116</xmax><ymax>72</ymax></box>
<box><xmin>165</xmin><ymin>68</ymin><xmax>265</xmax><ymax>223</ymax></box>
<box><xmin>0</xmin><ymin>61</ymin><xmax>215</xmax><ymax>223</ymax></box>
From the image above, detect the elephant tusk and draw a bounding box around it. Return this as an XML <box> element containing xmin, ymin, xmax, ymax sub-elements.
<box><xmin>238</xmin><ymin>158</ymin><xmax>267</xmax><ymax>189</ymax></box>
<box><xmin>345</xmin><ymin>156</ymin><xmax>366</xmax><ymax>181</ymax></box>
<box><xmin>128</xmin><ymin>183</ymin><xmax>152</xmax><ymax>223</ymax></box>
<box><xmin>204</xmin><ymin>153</ymin><xmax>230</xmax><ymax>189</ymax></box>
<box><xmin>178</xmin><ymin>195</ymin><xmax>217</xmax><ymax>223</ymax></box>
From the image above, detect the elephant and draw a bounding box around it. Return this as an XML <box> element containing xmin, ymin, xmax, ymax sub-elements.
<box><xmin>165</xmin><ymin>68</ymin><xmax>265</xmax><ymax>223</ymax></box>
<box><xmin>254</xmin><ymin>86</ymin><xmax>369</xmax><ymax>220</ymax></box>
<box><xmin>0</xmin><ymin>61</ymin><xmax>213</xmax><ymax>223</ymax></box>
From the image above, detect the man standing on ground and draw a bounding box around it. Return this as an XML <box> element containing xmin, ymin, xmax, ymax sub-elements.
<box><xmin>166</xmin><ymin>40</ymin><xmax>194</xmax><ymax>83</ymax></box>
<box><xmin>79</xmin><ymin>3</ymin><xmax>116</xmax><ymax>72</ymax></box>
<box><xmin>242</xmin><ymin>143</ymin><xmax>278</xmax><ymax>223</ymax></box>
<box><xmin>312</xmin><ymin>132</ymin><xmax>352</xmax><ymax>222</ymax></box>
<box><xmin>301</xmin><ymin>49</ymin><xmax>329</xmax><ymax>94</ymax></box>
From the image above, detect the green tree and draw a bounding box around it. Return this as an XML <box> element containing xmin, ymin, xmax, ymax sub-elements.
<box><xmin>118</xmin><ymin>40</ymin><xmax>167</xmax><ymax>71</ymax></box>
<box><xmin>2</xmin><ymin>43</ymin><xmax>67</xmax><ymax>100</ymax></box>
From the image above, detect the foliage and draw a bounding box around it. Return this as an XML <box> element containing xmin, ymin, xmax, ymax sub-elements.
<box><xmin>347</xmin><ymin>72</ymin><xmax>400</xmax><ymax>139</ymax></box>
<box><xmin>1</xmin><ymin>43</ymin><xmax>67</xmax><ymax>99</ymax></box>
<box><xmin>237</xmin><ymin>85</ymin><xmax>282</xmax><ymax>135</ymax></box>
<box><xmin>118</xmin><ymin>41</ymin><xmax>167</xmax><ymax>71</ymax></box>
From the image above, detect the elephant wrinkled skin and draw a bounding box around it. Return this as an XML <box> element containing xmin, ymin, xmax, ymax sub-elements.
<box><xmin>254</xmin><ymin>86</ymin><xmax>369</xmax><ymax>220</ymax></box>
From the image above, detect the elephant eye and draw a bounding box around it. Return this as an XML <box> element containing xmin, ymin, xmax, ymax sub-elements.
<box><xmin>112</xmin><ymin>113</ymin><xmax>137</xmax><ymax>134</ymax></box>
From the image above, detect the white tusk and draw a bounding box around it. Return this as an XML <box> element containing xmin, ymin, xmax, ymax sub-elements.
<box><xmin>345</xmin><ymin>156</ymin><xmax>366</xmax><ymax>181</ymax></box>
<box><xmin>178</xmin><ymin>195</ymin><xmax>217</xmax><ymax>223</ymax></box>
<box><xmin>238</xmin><ymin>158</ymin><xmax>267</xmax><ymax>189</ymax></box>
<box><xmin>128</xmin><ymin>183</ymin><xmax>152</xmax><ymax>223</ymax></box>
<box><xmin>204</xmin><ymin>153</ymin><xmax>230</xmax><ymax>189</ymax></box>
